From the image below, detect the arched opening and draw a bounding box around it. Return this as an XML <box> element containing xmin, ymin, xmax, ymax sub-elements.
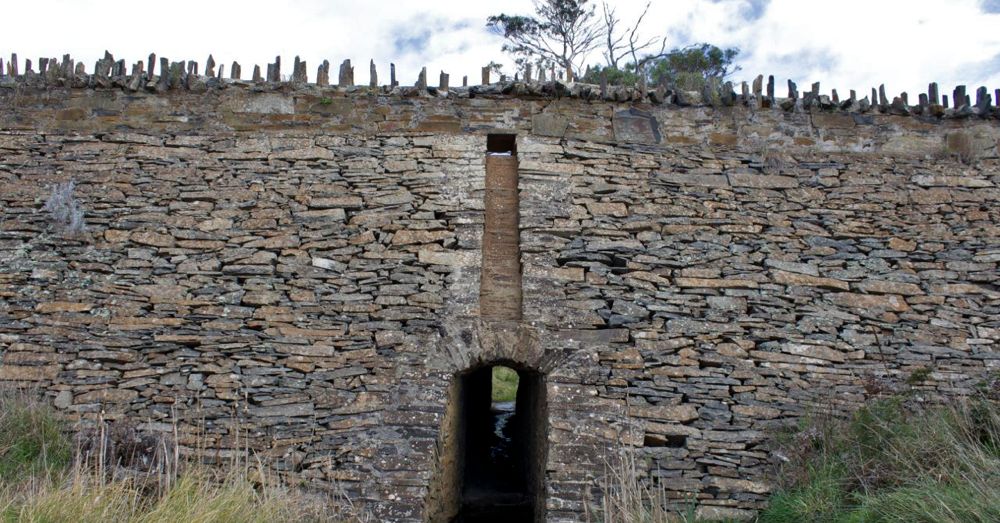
<box><xmin>442</xmin><ymin>362</ymin><xmax>546</xmax><ymax>522</ymax></box>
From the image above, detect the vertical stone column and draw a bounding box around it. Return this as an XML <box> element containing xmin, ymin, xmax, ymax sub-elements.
<box><xmin>480</xmin><ymin>152</ymin><xmax>522</xmax><ymax>320</ymax></box>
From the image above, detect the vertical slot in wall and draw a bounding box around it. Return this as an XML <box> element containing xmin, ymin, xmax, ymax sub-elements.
<box><xmin>480</xmin><ymin>134</ymin><xmax>521</xmax><ymax>320</ymax></box>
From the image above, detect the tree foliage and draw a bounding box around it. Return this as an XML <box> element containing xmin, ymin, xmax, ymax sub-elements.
<box><xmin>583</xmin><ymin>44</ymin><xmax>740</xmax><ymax>91</ymax></box>
<box><xmin>647</xmin><ymin>44</ymin><xmax>741</xmax><ymax>90</ymax></box>
<box><xmin>487</xmin><ymin>0</ymin><xmax>602</xmax><ymax>81</ymax></box>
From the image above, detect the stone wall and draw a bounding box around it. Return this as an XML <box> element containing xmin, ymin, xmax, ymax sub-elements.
<box><xmin>1</xmin><ymin>76</ymin><xmax>999</xmax><ymax>521</ymax></box>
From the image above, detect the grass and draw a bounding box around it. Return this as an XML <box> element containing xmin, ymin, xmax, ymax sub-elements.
<box><xmin>0</xmin><ymin>389</ymin><xmax>72</xmax><ymax>483</ymax></box>
<box><xmin>491</xmin><ymin>366</ymin><xmax>519</xmax><ymax>402</ymax></box>
<box><xmin>594</xmin><ymin>445</ymin><xmax>737</xmax><ymax>523</ymax></box>
<box><xmin>760</xmin><ymin>394</ymin><xmax>1000</xmax><ymax>523</ymax></box>
<box><xmin>0</xmin><ymin>388</ymin><xmax>368</xmax><ymax>523</ymax></box>
<box><xmin>596</xmin><ymin>382</ymin><xmax>999</xmax><ymax>523</ymax></box>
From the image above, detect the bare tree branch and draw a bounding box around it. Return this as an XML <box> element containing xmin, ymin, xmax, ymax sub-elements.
<box><xmin>601</xmin><ymin>3</ymin><xmax>628</xmax><ymax>69</ymax></box>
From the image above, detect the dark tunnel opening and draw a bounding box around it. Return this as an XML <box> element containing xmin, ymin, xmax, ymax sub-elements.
<box><xmin>450</xmin><ymin>364</ymin><xmax>546</xmax><ymax>522</ymax></box>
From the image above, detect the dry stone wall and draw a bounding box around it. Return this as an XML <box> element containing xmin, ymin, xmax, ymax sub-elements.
<box><xmin>1</xmin><ymin>74</ymin><xmax>999</xmax><ymax>522</ymax></box>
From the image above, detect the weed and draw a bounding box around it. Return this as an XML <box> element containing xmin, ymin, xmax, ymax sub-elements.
<box><xmin>905</xmin><ymin>366</ymin><xmax>932</xmax><ymax>385</ymax></box>
<box><xmin>42</xmin><ymin>180</ymin><xmax>86</xmax><ymax>234</ymax></box>
<box><xmin>319</xmin><ymin>97</ymin><xmax>333</xmax><ymax>105</ymax></box>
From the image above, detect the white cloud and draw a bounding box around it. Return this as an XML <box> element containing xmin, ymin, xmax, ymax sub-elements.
<box><xmin>4</xmin><ymin>0</ymin><xmax>999</xmax><ymax>101</ymax></box>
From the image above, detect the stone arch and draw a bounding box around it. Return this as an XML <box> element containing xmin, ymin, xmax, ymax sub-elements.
<box><xmin>425</xmin><ymin>321</ymin><xmax>555</xmax><ymax>522</ymax></box>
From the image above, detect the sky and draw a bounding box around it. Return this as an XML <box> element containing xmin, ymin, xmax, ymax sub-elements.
<box><xmin>4</xmin><ymin>0</ymin><xmax>1000</xmax><ymax>101</ymax></box>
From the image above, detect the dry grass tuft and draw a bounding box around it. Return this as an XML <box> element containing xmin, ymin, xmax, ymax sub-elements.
<box><xmin>0</xmin><ymin>388</ymin><xmax>369</xmax><ymax>522</ymax></box>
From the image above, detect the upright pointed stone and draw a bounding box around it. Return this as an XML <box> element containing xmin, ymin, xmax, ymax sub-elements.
<box><xmin>10</xmin><ymin>53</ymin><xmax>18</xmax><ymax>76</ymax></box>
<box><xmin>253</xmin><ymin>64</ymin><xmax>262</xmax><ymax>83</ymax></box>
<box><xmin>832</xmin><ymin>89</ymin><xmax>840</xmax><ymax>103</ymax></box>
<box><xmin>943</xmin><ymin>95</ymin><xmax>949</xmax><ymax>108</ymax></box>
<box><xmin>878</xmin><ymin>84</ymin><xmax>888</xmax><ymax>107</ymax></box>
<box><xmin>205</xmin><ymin>55</ymin><xmax>216</xmax><ymax>77</ymax></box>
<box><xmin>439</xmin><ymin>71</ymin><xmax>449</xmax><ymax>92</ymax></box>
<box><xmin>524</xmin><ymin>63</ymin><xmax>532</xmax><ymax>83</ymax></box>
<box><xmin>416</xmin><ymin>67</ymin><xmax>427</xmax><ymax>89</ymax></box>
<box><xmin>953</xmin><ymin>85</ymin><xmax>967</xmax><ymax>108</ymax></box>
<box><xmin>976</xmin><ymin>86</ymin><xmax>990</xmax><ymax>111</ymax></box>
<box><xmin>462</xmin><ymin>75</ymin><xmax>468</xmax><ymax>87</ymax></box>
<box><xmin>127</xmin><ymin>60</ymin><xmax>144</xmax><ymax>91</ymax></box>
<box><xmin>890</xmin><ymin>95</ymin><xmax>909</xmax><ymax>115</ymax></box>
<box><xmin>928</xmin><ymin>82</ymin><xmax>940</xmax><ymax>105</ymax></box>
<box><xmin>539</xmin><ymin>67</ymin><xmax>546</xmax><ymax>82</ymax></box>
<box><xmin>766</xmin><ymin>75</ymin><xmax>774</xmax><ymax>101</ymax></box>
<box><xmin>94</xmin><ymin>53</ymin><xmax>113</xmax><ymax>87</ymax></box>
<box><xmin>45</xmin><ymin>56</ymin><xmax>59</xmax><ymax>81</ymax></box>
<box><xmin>787</xmin><ymin>79</ymin><xmax>798</xmax><ymax>99</ymax></box>
<box><xmin>169</xmin><ymin>61</ymin><xmax>185</xmax><ymax>89</ymax></box>
<box><xmin>0</xmin><ymin>57</ymin><xmax>4</xmax><ymax>77</ymax></box>
<box><xmin>217</xmin><ymin>63</ymin><xmax>224</xmax><ymax>79</ymax></box>
<box><xmin>231</xmin><ymin>61</ymin><xmax>241</xmax><ymax>80</ymax></box>
<box><xmin>147</xmin><ymin>53</ymin><xmax>156</xmax><ymax>80</ymax></box>
<box><xmin>370</xmin><ymin>60</ymin><xmax>377</xmax><ymax>87</ymax></box>
<box><xmin>292</xmin><ymin>56</ymin><xmax>307</xmax><ymax>83</ymax></box>
<box><xmin>481</xmin><ymin>66</ymin><xmax>490</xmax><ymax>85</ymax></box>
<box><xmin>390</xmin><ymin>63</ymin><xmax>397</xmax><ymax>87</ymax></box>
<box><xmin>317</xmin><ymin>60</ymin><xmax>329</xmax><ymax>86</ymax></box>
<box><xmin>39</xmin><ymin>57</ymin><xmax>49</xmax><ymax>76</ymax></box>
<box><xmin>841</xmin><ymin>90</ymin><xmax>856</xmax><ymax>110</ymax></box>
<box><xmin>872</xmin><ymin>88</ymin><xmax>878</xmax><ymax>107</ymax></box>
<box><xmin>338</xmin><ymin>59</ymin><xmax>353</xmax><ymax>86</ymax></box>
<box><xmin>59</xmin><ymin>55</ymin><xmax>71</xmax><ymax>80</ymax></box>
<box><xmin>267</xmin><ymin>56</ymin><xmax>280</xmax><ymax>82</ymax></box>
<box><xmin>157</xmin><ymin>57</ymin><xmax>170</xmax><ymax>90</ymax></box>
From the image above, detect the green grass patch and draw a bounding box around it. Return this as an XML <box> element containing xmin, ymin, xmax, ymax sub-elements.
<box><xmin>0</xmin><ymin>389</ymin><xmax>72</xmax><ymax>483</ymax></box>
<box><xmin>491</xmin><ymin>366</ymin><xmax>519</xmax><ymax>402</ymax></box>
<box><xmin>760</xmin><ymin>395</ymin><xmax>1000</xmax><ymax>523</ymax></box>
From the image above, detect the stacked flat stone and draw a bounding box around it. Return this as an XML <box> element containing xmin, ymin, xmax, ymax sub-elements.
<box><xmin>0</xmin><ymin>77</ymin><xmax>998</xmax><ymax>522</ymax></box>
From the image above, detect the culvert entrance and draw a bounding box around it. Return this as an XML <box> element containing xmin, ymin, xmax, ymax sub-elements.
<box><xmin>452</xmin><ymin>363</ymin><xmax>546</xmax><ymax>522</ymax></box>
<box><xmin>425</xmin><ymin>133</ymin><xmax>545</xmax><ymax>521</ymax></box>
